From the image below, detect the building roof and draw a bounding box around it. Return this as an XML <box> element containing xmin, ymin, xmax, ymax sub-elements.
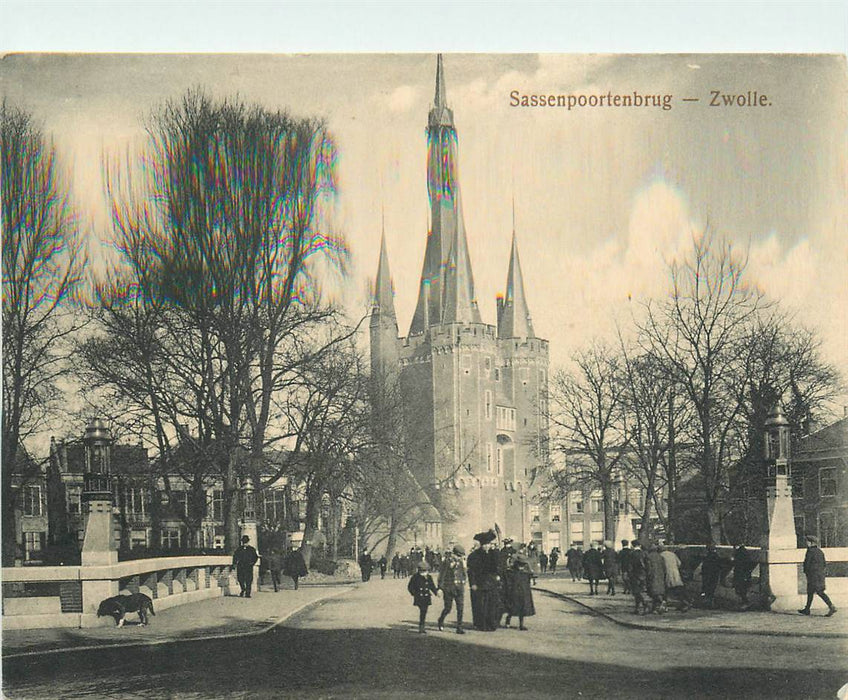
<box><xmin>497</xmin><ymin>230</ymin><xmax>535</xmax><ymax>339</ymax></box>
<box><xmin>795</xmin><ymin>417</ymin><xmax>848</xmax><ymax>463</ymax></box>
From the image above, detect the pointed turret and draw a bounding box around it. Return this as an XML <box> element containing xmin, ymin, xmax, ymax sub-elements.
<box><xmin>373</xmin><ymin>230</ymin><xmax>397</xmax><ymax>325</ymax></box>
<box><xmin>498</xmin><ymin>230</ymin><xmax>535</xmax><ymax>339</ymax></box>
<box><xmin>442</xmin><ymin>191</ymin><xmax>482</xmax><ymax>324</ymax></box>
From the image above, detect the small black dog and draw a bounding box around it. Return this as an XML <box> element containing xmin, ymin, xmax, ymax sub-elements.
<box><xmin>97</xmin><ymin>592</ymin><xmax>155</xmax><ymax>627</ymax></box>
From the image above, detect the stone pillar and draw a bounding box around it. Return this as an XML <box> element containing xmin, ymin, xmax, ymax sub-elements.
<box><xmin>762</xmin><ymin>405</ymin><xmax>803</xmax><ymax>611</ymax></box>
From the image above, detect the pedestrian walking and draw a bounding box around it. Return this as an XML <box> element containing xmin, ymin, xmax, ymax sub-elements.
<box><xmin>467</xmin><ymin>529</ymin><xmax>502</xmax><ymax>631</ymax></box>
<box><xmin>378</xmin><ymin>555</ymin><xmax>388</xmax><ymax>579</ymax></box>
<box><xmin>283</xmin><ymin>546</ymin><xmax>308</xmax><ymax>590</ymax></box>
<box><xmin>602</xmin><ymin>541</ymin><xmax>619</xmax><ymax>595</ymax></box>
<box><xmin>549</xmin><ymin>547</ymin><xmax>559</xmax><ymax>574</ymax></box>
<box><xmin>629</xmin><ymin>540</ymin><xmax>649</xmax><ymax>615</ymax></box>
<box><xmin>699</xmin><ymin>544</ymin><xmax>722</xmax><ymax>608</ymax></box>
<box><xmin>732</xmin><ymin>545</ymin><xmax>755</xmax><ymax>610</ymax></box>
<box><xmin>658</xmin><ymin>544</ymin><xmax>690</xmax><ymax>611</ymax></box>
<box><xmin>233</xmin><ymin>535</ymin><xmax>259</xmax><ymax>598</ymax></box>
<box><xmin>798</xmin><ymin>535</ymin><xmax>838</xmax><ymax>617</ymax></box>
<box><xmin>437</xmin><ymin>544</ymin><xmax>467</xmax><ymax>634</ymax></box>
<box><xmin>527</xmin><ymin>543</ymin><xmax>541</xmax><ymax>585</ymax></box>
<box><xmin>265</xmin><ymin>548</ymin><xmax>283</xmax><ymax>592</ymax></box>
<box><xmin>539</xmin><ymin>550</ymin><xmax>549</xmax><ymax>574</ymax></box>
<box><xmin>358</xmin><ymin>549</ymin><xmax>373</xmax><ymax>582</ymax></box>
<box><xmin>503</xmin><ymin>553</ymin><xmax>536</xmax><ymax>630</ymax></box>
<box><xmin>583</xmin><ymin>542</ymin><xmax>603</xmax><ymax>595</ymax></box>
<box><xmin>645</xmin><ymin>543</ymin><xmax>667</xmax><ymax>613</ymax></box>
<box><xmin>408</xmin><ymin>561</ymin><xmax>439</xmax><ymax>633</ymax></box>
<box><xmin>565</xmin><ymin>544</ymin><xmax>581</xmax><ymax>582</ymax></box>
<box><xmin>617</xmin><ymin>540</ymin><xmax>633</xmax><ymax>595</ymax></box>
<box><xmin>391</xmin><ymin>553</ymin><xmax>401</xmax><ymax>579</ymax></box>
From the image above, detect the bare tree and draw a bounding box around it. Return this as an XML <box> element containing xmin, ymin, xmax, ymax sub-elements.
<box><xmin>545</xmin><ymin>342</ymin><xmax>630</xmax><ymax>541</ymax></box>
<box><xmin>636</xmin><ymin>229</ymin><xmax>764</xmax><ymax>544</ymax></box>
<box><xmin>2</xmin><ymin>102</ymin><xmax>85</xmax><ymax>565</ymax></box>
<box><xmin>86</xmin><ymin>89</ymin><xmax>347</xmax><ymax>551</ymax></box>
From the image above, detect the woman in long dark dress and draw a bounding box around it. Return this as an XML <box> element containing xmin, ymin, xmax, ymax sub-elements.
<box><xmin>503</xmin><ymin>553</ymin><xmax>536</xmax><ymax>630</ymax></box>
<box><xmin>468</xmin><ymin>529</ymin><xmax>502</xmax><ymax>631</ymax></box>
<box><xmin>283</xmin><ymin>547</ymin><xmax>308</xmax><ymax>589</ymax></box>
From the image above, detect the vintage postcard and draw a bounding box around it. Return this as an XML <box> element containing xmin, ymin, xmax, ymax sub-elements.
<box><xmin>2</xmin><ymin>52</ymin><xmax>846</xmax><ymax>698</ymax></box>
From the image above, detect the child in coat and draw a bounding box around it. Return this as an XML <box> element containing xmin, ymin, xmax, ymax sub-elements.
<box><xmin>408</xmin><ymin>561</ymin><xmax>439</xmax><ymax>633</ymax></box>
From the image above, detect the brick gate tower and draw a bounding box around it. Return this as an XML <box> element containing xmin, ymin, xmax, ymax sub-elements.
<box><xmin>370</xmin><ymin>55</ymin><xmax>549</xmax><ymax>548</ymax></box>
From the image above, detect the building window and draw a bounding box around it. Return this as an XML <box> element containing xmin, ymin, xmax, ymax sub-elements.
<box><xmin>173</xmin><ymin>491</ymin><xmax>190</xmax><ymax>517</ymax></box>
<box><xmin>131</xmin><ymin>529</ymin><xmax>148</xmax><ymax>549</ymax></box>
<box><xmin>123</xmin><ymin>487</ymin><xmax>147</xmax><ymax>516</ymax></box>
<box><xmin>591</xmin><ymin>498</ymin><xmax>603</xmax><ymax>514</ymax></box>
<box><xmin>549</xmin><ymin>504</ymin><xmax>561</xmax><ymax>522</ymax></box>
<box><xmin>484</xmin><ymin>390</ymin><xmax>492</xmax><ymax>420</ymax></box>
<box><xmin>67</xmin><ymin>485</ymin><xmax>82</xmax><ymax>515</ymax></box>
<box><xmin>820</xmin><ymin>467</ymin><xmax>837</xmax><ymax>497</ymax></box>
<box><xmin>530</xmin><ymin>504</ymin><xmax>540</xmax><ymax>522</ymax></box>
<box><xmin>161</xmin><ymin>528</ymin><xmax>181</xmax><ymax>550</ymax></box>
<box><xmin>494</xmin><ymin>368</ymin><xmax>500</xmax><ymax>381</ymax></box>
<box><xmin>263</xmin><ymin>489</ymin><xmax>286</xmax><ymax>522</ymax></box>
<box><xmin>590</xmin><ymin>521</ymin><xmax>604</xmax><ymax>542</ymax></box>
<box><xmin>575</xmin><ymin>500</ymin><xmax>584</xmax><ymax>514</ymax></box>
<box><xmin>22</xmin><ymin>486</ymin><xmax>43</xmax><ymax>516</ymax></box>
<box><xmin>629</xmin><ymin>489</ymin><xmax>643</xmax><ymax>511</ymax></box>
<box><xmin>486</xmin><ymin>443</ymin><xmax>493</xmax><ymax>473</ymax></box>
<box><xmin>496</xmin><ymin>447</ymin><xmax>503</xmax><ymax>476</ymax></box>
<box><xmin>484</xmin><ymin>356</ymin><xmax>491</xmax><ymax>374</ymax></box>
<box><xmin>24</xmin><ymin>531</ymin><xmax>44</xmax><ymax>561</ymax></box>
<box><xmin>209</xmin><ymin>490</ymin><xmax>224</xmax><ymax>521</ymax></box>
<box><xmin>819</xmin><ymin>511</ymin><xmax>838</xmax><ymax>548</ymax></box>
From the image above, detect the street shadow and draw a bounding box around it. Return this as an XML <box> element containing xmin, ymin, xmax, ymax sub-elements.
<box><xmin>4</xmin><ymin>624</ymin><xmax>846</xmax><ymax>699</ymax></box>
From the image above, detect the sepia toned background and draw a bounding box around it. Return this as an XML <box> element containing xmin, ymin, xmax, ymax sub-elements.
<box><xmin>1</xmin><ymin>53</ymin><xmax>846</xmax><ymax>385</ymax></box>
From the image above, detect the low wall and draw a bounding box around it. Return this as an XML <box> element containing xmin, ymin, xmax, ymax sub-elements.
<box><xmin>2</xmin><ymin>555</ymin><xmax>239</xmax><ymax>630</ymax></box>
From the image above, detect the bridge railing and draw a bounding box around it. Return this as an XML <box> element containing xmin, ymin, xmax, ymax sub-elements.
<box><xmin>2</xmin><ymin>555</ymin><xmax>239</xmax><ymax>630</ymax></box>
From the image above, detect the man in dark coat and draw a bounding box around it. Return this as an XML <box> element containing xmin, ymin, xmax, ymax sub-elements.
<box><xmin>799</xmin><ymin>535</ymin><xmax>837</xmax><ymax>616</ymax></box>
<box><xmin>378</xmin><ymin>555</ymin><xmax>388</xmax><ymax>579</ymax></box>
<box><xmin>583</xmin><ymin>542</ymin><xmax>604</xmax><ymax>595</ymax></box>
<box><xmin>437</xmin><ymin>544</ymin><xmax>467</xmax><ymax>634</ymax></box>
<box><xmin>358</xmin><ymin>549</ymin><xmax>373</xmax><ymax>582</ymax></box>
<box><xmin>497</xmin><ymin>538</ymin><xmax>516</xmax><ymax>625</ymax></box>
<box><xmin>233</xmin><ymin>535</ymin><xmax>259</xmax><ymax>598</ymax></box>
<box><xmin>699</xmin><ymin>544</ymin><xmax>722</xmax><ymax>608</ymax></box>
<box><xmin>283</xmin><ymin>547</ymin><xmax>308</xmax><ymax>589</ymax></box>
<box><xmin>539</xmin><ymin>550</ymin><xmax>549</xmax><ymax>574</ymax></box>
<box><xmin>732</xmin><ymin>545</ymin><xmax>756</xmax><ymax>609</ymax></box>
<box><xmin>602</xmin><ymin>540</ymin><xmax>619</xmax><ymax>595</ymax></box>
<box><xmin>265</xmin><ymin>548</ymin><xmax>283</xmax><ymax>592</ymax></box>
<box><xmin>503</xmin><ymin>553</ymin><xmax>536</xmax><ymax>630</ymax></box>
<box><xmin>565</xmin><ymin>544</ymin><xmax>581</xmax><ymax>581</ymax></box>
<box><xmin>549</xmin><ymin>547</ymin><xmax>559</xmax><ymax>573</ymax></box>
<box><xmin>617</xmin><ymin>539</ymin><xmax>633</xmax><ymax>594</ymax></box>
<box><xmin>645</xmin><ymin>543</ymin><xmax>667</xmax><ymax>613</ymax></box>
<box><xmin>391</xmin><ymin>553</ymin><xmax>401</xmax><ymax>579</ymax></box>
<box><xmin>629</xmin><ymin>540</ymin><xmax>649</xmax><ymax>615</ymax></box>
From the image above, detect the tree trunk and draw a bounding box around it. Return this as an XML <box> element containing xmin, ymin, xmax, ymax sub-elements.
<box><xmin>224</xmin><ymin>451</ymin><xmax>240</xmax><ymax>553</ymax></box>
<box><xmin>706</xmin><ymin>502</ymin><xmax>722</xmax><ymax>545</ymax></box>
<box><xmin>2</xmin><ymin>479</ymin><xmax>19</xmax><ymax>566</ymax></box>
<box><xmin>602</xmin><ymin>481</ymin><xmax>615</xmax><ymax>543</ymax></box>
<box><xmin>385</xmin><ymin>514</ymin><xmax>399</xmax><ymax>561</ymax></box>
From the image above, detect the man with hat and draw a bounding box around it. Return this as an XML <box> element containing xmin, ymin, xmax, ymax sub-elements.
<box><xmin>497</xmin><ymin>537</ymin><xmax>516</xmax><ymax>626</ymax></box>
<box><xmin>617</xmin><ymin>539</ymin><xmax>633</xmax><ymax>594</ymax></box>
<box><xmin>799</xmin><ymin>535</ymin><xmax>838</xmax><ymax>617</ymax></box>
<box><xmin>232</xmin><ymin>535</ymin><xmax>259</xmax><ymax>598</ymax></box>
<box><xmin>437</xmin><ymin>544</ymin><xmax>467</xmax><ymax>633</ymax></box>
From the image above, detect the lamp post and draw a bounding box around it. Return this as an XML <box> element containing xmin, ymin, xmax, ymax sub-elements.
<box><xmin>761</xmin><ymin>404</ymin><xmax>800</xmax><ymax>610</ymax></box>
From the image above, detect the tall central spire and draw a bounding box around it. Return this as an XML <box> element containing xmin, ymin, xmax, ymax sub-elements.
<box><xmin>410</xmin><ymin>54</ymin><xmax>472</xmax><ymax>334</ymax></box>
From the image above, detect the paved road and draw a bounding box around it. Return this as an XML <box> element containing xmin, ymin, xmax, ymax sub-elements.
<box><xmin>4</xmin><ymin>577</ymin><xmax>847</xmax><ymax>699</ymax></box>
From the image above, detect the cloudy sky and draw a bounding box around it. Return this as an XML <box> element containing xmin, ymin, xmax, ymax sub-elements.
<box><xmin>1</xmin><ymin>53</ymin><xmax>846</xmax><ymax>388</ymax></box>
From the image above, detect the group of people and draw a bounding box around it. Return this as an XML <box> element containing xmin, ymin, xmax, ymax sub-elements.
<box><xmin>231</xmin><ymin>535</ymin><xmax>309</xmax><ymax>597</ymax></box>
<box><xmin>406</xmin><ymin>529</ymin><xmax>536</xmax><ymax>634</ymax></box>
